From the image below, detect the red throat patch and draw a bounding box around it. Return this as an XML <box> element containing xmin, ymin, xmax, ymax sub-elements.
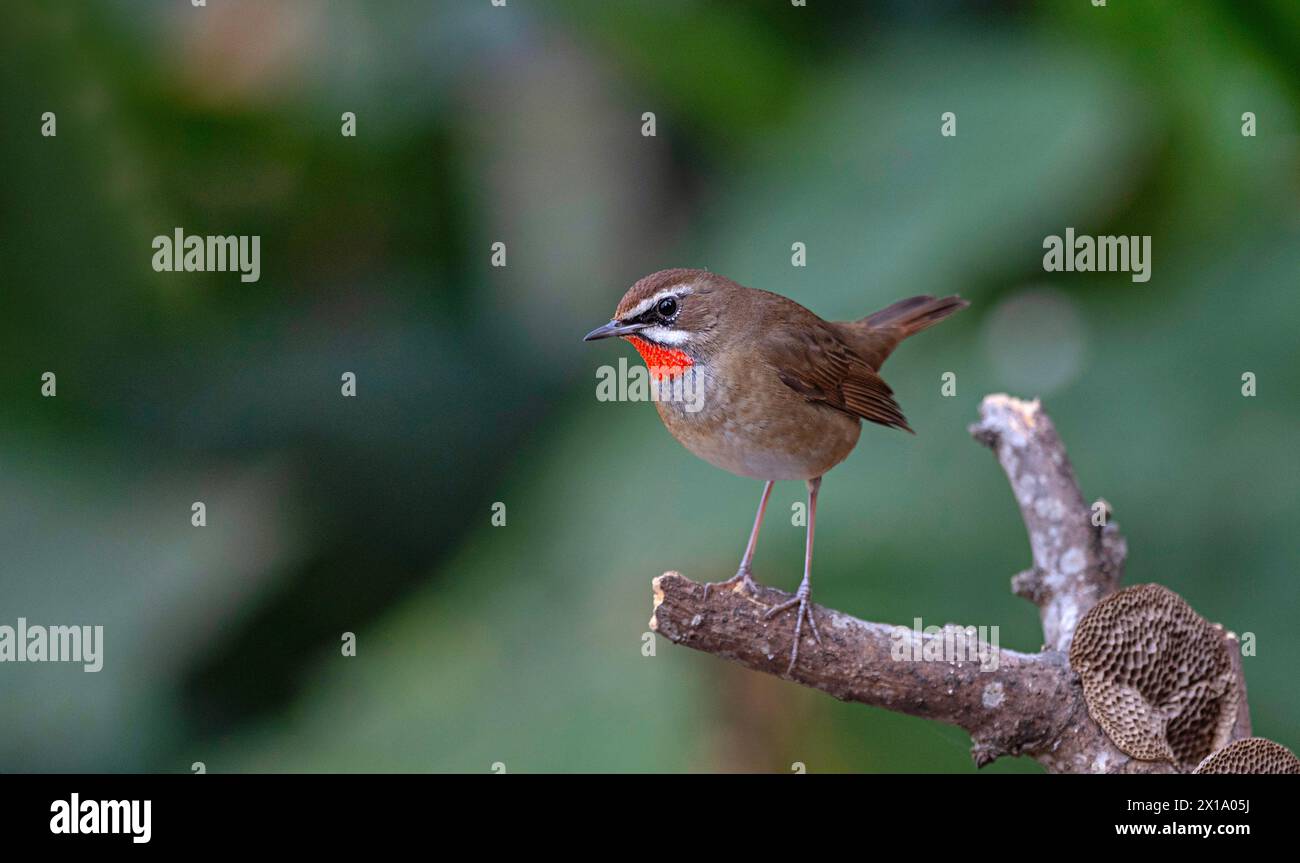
<box><xmin>624</xmin><ymin>335</ymin><xmax>693</xmax><ymax>381</ymax></box>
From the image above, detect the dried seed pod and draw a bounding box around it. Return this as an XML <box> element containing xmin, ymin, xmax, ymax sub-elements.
<box><xmin>1069</xmin><ymin>583</ymin><xmax>1238</xmax><ymax>768</ymax></box>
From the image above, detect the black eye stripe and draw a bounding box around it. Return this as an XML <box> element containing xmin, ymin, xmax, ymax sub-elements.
<box><xmin>631</xmin><ymin>295</ymin><xmax>680</xmax><ymax>325</ymax></box>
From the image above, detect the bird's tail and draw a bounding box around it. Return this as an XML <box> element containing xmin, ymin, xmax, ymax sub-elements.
<box><xmin>863</xmin><ymin>294</ymin><xmax>969</xmax><ymax>335</ymax></box>
<box><xmin>837</xmin><ymin>294</ymin><xmax>969</xmax><ymax>370</ymax></box>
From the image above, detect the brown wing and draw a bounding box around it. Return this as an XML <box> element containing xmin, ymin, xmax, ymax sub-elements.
<box><xmin>766</xmin><ymin>322</ymin><xmax>913</xmax><ymax>432</ymax></box>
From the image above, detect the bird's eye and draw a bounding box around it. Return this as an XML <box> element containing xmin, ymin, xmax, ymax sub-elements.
<box><xmin>656</xmin><ymin>297</ymin><xmax>678</xmax><ymax>318</ymax></box>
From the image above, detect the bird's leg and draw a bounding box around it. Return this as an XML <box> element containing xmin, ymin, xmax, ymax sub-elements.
<box><xmin>703</xmin><ymin>480</ymin><xmax>774</xmax><ymax>599</ymax></box>
<box><xmin>764</xmin><ymin>476</ymin><xmax>823</xmax><ymax>673</ymax></box>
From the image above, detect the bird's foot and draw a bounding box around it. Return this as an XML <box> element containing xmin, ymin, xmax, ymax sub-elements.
<box><xmin>763</xmin><ymin>583</ymin><xmax>822</xmax><ymax>674</ymax></box>
<box><xmin>702</xmin><ymin>567</ymin><xmax>759</xmax><ymax>601</ymax></box>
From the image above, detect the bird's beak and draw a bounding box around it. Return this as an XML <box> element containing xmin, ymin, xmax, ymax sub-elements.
<box><xmin>583</xmin><ymin>320</ymin><xmax>647</xmax><ymax>342</ymax></box>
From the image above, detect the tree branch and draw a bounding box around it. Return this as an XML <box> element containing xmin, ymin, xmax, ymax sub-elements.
<box><xmin>648</xmin><ymin>394</ymin><xmax>1246</xmax><ymax>772</ymax></box>
<box><xmin>651</xmin><ymin>572</ymin><xmax>1075</xmax><ymax>765</ymax></box>
<box><xmin>969</xmin><ymin>395</ymin><xmax>1121</xmax><ymax>651</ymax></box>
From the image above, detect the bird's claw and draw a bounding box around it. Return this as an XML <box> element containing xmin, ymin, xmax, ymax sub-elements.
<box><xmin>764</xmin><ymin>585</ymin><xmax>821</xmax><ymax>673</ymax></box>
<box><xmin>702</xmin><ymin>568</ymin><xmax>758</xmax><ymax>601</ymax></box>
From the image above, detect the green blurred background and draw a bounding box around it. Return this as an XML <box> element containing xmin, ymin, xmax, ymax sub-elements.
<box><xmin>1</xmin><ymin>0</ymin><xmax>1296</xmax><ymax>773</ymax></box>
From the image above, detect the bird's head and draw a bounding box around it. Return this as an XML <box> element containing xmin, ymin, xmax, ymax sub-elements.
<box><xmin>583</xmin><ymin>269</ymin><xmax>732</xmax><ymax>374</ymax></box>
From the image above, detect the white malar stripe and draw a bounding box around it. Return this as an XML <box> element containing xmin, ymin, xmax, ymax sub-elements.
<box><xmin>638</xmin><ymin>325</ymin><xmax>691</xmax><ymax>345</ymax></box>
<box><xmin>621</xmin><ymin>285</ymin><xmax>693</xmax><ymax>322</ymax></box>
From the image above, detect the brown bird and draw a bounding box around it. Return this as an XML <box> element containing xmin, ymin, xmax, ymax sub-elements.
<box><xmin>584</xmin><ymin>269</ymin><xmax>968</xmax><ymax>672</ymax></box>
